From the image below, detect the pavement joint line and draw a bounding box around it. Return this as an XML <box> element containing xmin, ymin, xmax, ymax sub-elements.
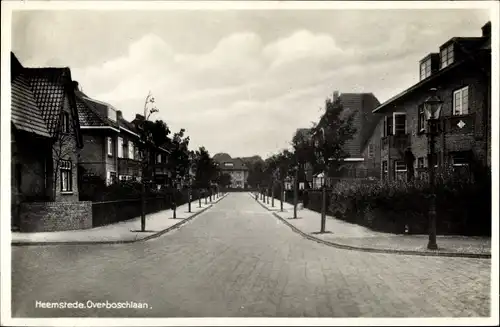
<box><xmin>11</xmin><ymin>193</ymin><xmax>229</xmax><ymax>247</ymax></box>
<box><xmin>249</xmin><ymin>193</ymin><xmax>491</xmax><ymax>260</ymax></box>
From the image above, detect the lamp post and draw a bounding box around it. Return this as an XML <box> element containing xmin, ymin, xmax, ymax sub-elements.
<box><xmin>320</xmin><ymin>174</ymin><xmax>327</xmax><ymax>233</ymax></box>
<box><xmin>198</xmin><ymin>188</ymin><xmax>202</xmax><ymax>208</ymax></box>
<box><xmin>271</xmin><ymin>180</ymin><xmax>275</xmax><ymax>208</ymax></box>
<box><xmin>280</xmin><ymin>177</ymin><xmax>284</xmax><ymax>212</ymax></box>
<box><xmin>293</xmin><ymin>165</ymin><xmax>298</xmax><ymax>219</ymax></box>
<box><xmin>313</xmin><ymin>126</ymin><xmax>328</xmax><ymax>233</ymax></box>
<box><xmin>423</xmin><ymin>88</ymin><xmax>443</xmax><ymax>250</ymax></box>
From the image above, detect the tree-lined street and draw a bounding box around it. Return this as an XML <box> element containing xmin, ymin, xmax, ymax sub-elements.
<box><xmin>12</xmin><ymin>193</ymin><xmax>490</xmax><ymax>318</ymax></box>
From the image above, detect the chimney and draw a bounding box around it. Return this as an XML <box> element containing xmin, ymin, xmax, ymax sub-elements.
<box><xmin>72</xmin><ymin>81</ymin><xmax>80</xmax><ymax>91</ymax></box>
<box><xmin>135</xmin><ymin>114</ymin><xmax>144</xmax><ymax>121</ymax></box>
<box><xmin>333</xmin><ymin>90</ymin><xmax>340</xmax><ymax>102</ymax></box>
<box><xmin>116</xmin><ymin>110</ymin><xmax>123</xmax><ymax>120</ymax></box>
<box><xmin>481</xmin><ymin>21</ymin><xmax>491</xmax><ymax>37</ymax></box>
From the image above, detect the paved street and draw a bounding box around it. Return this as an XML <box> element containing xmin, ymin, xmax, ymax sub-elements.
<box><xmin>12</xmin><ymin>193</ymin><xmax>491</xmax><ymax>318</ymax></box>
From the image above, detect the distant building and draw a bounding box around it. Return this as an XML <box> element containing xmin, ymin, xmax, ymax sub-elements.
<box><xmin>213</xmin><ymin>153</ymin><xmax>249</xmax><ymax>188</ymax></box>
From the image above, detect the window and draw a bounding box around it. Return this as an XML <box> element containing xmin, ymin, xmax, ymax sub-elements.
<box><xmin>107</xmin><ymin>137</ymin><xmax>113</xmax><ymax>156</ymax></box>
<box><xmin>440</xmin><ymin>44</ymin><xmax>454</xmax><ymax>68</ymax></box>
<box><xmin>384</xmin><ymin>116</ymin><xmax>393</xmax><ymax>136</ymax></box>
<box><xmin>118</xmin><ymin>137</ymin><xmax>124</xmax><ymax>158</ymax></box>
<box><xmin>107</xmin><ymin>171</ymin><xmax>117</xmax><ymax>185</ymax></box>
<box><xmin>417</xmin><ymin>157</ymin><xmax>425</xmax><ymax>168</ymax></box>
<box><xmin>394</xmin><ymin>113</ymin><xmax>406</xmax><ymax>135</ymax></box>
<box><xmin>61</xmin><ymin>112</ymin><xmax>70</xmax><ymax>133</ymax></box>
<box><xmin>417</xmin><ymin>104</ymin><xmax>426</xmax><ymax>133</ymax></box>
<box><xmin>453</xmin><ymin>86</ymin><xmax>469</xmax><ymax>115</ymax></box>
<box><xmin>60</xmin><ymin>159</ymin><xmax>72</xmax><ymax>192</ymax></box>
<box><xmin>395</xmin><ymin>161</ymin><xmax>407</xmax><ymax>172</ymax></box>
<box><xmin>382</xmin><ymin>160</ymin><xmax>388</xmax><ymax>173</ymax></box>
<box><xmin>420</xmin><ymin>59</ymin><xmax>431</xmax><ymax>80</ymax></box>
<box><xmin>128</xmin><ymin>142</ymin><xmax>134</xmax><ymax>160</ymax></box>
<box><xmin>394</xmin><ymin>160</ymin><xmax>407</xmax><ymax>181</ymax></box>
<box><xmin>157</xmin><ymin>154</ymin><xmax>162</xmax><ymax>164</ymax></box>
<box><xmin>107</xmin><ymin>107</ymin><xmax>117</xmax><ymax>122</ymax></box>
<box><xmin>452</xmin><ymin>153</ymin><xmax>469</xmax><ymax>167</ymax></box>
<box><xmin>224</xmin><ymin>162</ymin><xmax>234</xmax><ymax>167</ymax></box>
<box><xmin>367</xmin><ymin>144</ymin><xmax>375</xmax><ymax>159</ymax></box>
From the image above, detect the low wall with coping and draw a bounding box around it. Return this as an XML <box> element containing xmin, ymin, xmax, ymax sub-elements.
<box><xmin>19</xmin><ymin>201</ymin><xmax>93</xmax><ymax>232</ymax></box>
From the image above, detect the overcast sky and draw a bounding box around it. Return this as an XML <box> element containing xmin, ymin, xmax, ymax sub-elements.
<box><xmin>11</xmin><ymin>8</ymin><xmax>490</xmax><ymax>158</ymax></box>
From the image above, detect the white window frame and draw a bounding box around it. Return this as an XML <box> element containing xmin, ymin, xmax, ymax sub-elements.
<box><xmin>420</xmin><ymin>59</ymin><xmax>431</xmax><ymax>80</ymax></box>
<box><xmin>107</xmin><ymin>137</ymin><xmax>113</xmax><ymax>156</ymax></box>
<box><xmin>440</xmin><ymin>44</ymin><xmax>454</xmax><ymax>69</ymax></box>
<box><xmin>394</xmin><ymin>160</ymin><xmax>407</xmax><ymax>172</ymax></box>
<box><xmin>452</xmin><ymin>154</ymin><xmax>469</xmax><ymax>167</ymax></box>
<box><xmin>382</xmin><ymin>161</ymin><xmax>388</xmax><ymax>173</ymax></box>
<box><xmin>393</xmin><ymin>112</ymin><xmax>407</xmax><ymax>135</ymax></box>
<box><xmin>60</xmin><ymin>159</ymin><xmax>72</xmax><ymax>192</ymax></box>
<box><xmin>417</xmin><ymin>104</ymin><xmax>425</xmax><ymax>133</ymax></box>
<box><xmin>417</xmin><ymin>157</ymin><xmax>425</xmax><ymax>168</ymax></box>
<box><xmin>128</xmin><ymin>142</ymin><xmax>134</xmax><ymax>160</ymax></box>
<box><xmin>157</xmin><ymin>154</ymin><xmax>162</xmax><ymax>164</ymax></box>
<box><xmin>453</xmin><ymin>86</ymin><xmax>469</xmax><ymax>116</ymax></box>
<box><xmin>117</xmin><ymin>137</ymin><xmax>124</xmax><ymax>158</ymax></box>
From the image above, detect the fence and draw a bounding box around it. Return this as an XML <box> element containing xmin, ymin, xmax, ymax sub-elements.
<box><xmin>91</xmin><ymin>188</ymin><xmax>207</xmax><ymax>227</ymax></box>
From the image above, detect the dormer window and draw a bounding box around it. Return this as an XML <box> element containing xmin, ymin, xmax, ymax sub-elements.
<box><xmin>420</xmin><ymin>59</ymin><xmax>431</xmax><ymax>80</ymax></box>
<box><xmin>224</xmin><ymin>162</ymin><xmax>234</xmax><ymax>167</ymax></box>
<box><xmin>107</xmin><ymin>106</ymin><xmax>117</xmax><ymax>122</ymax></box>
<box><xmin>440</xmin><ymin>43</ymin><xmax>454</xmax><ymax>69</ymax></box>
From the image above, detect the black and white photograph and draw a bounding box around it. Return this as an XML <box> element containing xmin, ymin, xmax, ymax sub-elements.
<box><xmin>1</xmin><ymin>1</ymin><xmax>498</xmax><ymax>325</ymax></box>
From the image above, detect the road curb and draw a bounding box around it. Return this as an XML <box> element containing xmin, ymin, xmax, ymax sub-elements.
<box><xmin>11</xmin><ymin>193</ymin><xmax>228</xmax><ymax>247</ymax></box>
<box><xmin>251</xmin><ymin>194</ymin><xmax>491</xmax><ymax>259</ymax></box>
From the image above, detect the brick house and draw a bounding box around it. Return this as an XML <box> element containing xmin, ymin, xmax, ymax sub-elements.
<box><xmin>75</xmin><ymin>85</ymin><xmax>122</xmax><ymax>185</ymax></box>
<box><xmin>76</xmin><ymin>89</ymin><xmax>170</xmax><ymax>188</ymax></box>
<box><xmin>371</xmin><ymin>22</ymin><xmax>491</xmax><ymax>182</ymax></box>
<box><xmin>213</xmin><ymin>153</ymin><xmax>249</xmax><ymax>188</ymax></box>
<box><xmin>11</xmin><ymin>52</ymin><xmax>92</xmax><ymax>232</ymax></box>
<box><xmin>130</xmin><ymin>113</ymin><xmax>172</xmax><ymax>187</ymax></box>
<box><xmin>315</xmin><ymin>91</ymin><xmax>382</xmax><ymax>178</ymax></box>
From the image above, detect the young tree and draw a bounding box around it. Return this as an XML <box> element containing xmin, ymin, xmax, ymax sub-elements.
<box><xmin>311</xmin><ymin>97</ymin><xmax>357</xmax><ymax>176</ymax></box>
<box><xmin>167</xmin><ymin>128</ymin><xmax>191</xmax><ymax>188</ymax></box>
<box><xmin>137</xmin><ymin>91</ymin><xmax>159</xmax><ymax>231</ymax></box>
<box><xmin>218</xmin><ymin>172</ymin><xmax>232</xmax><ymax>188</ymax></box>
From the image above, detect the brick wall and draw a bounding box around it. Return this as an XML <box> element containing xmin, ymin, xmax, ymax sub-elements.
<box><xmin>19</xmin><ymin>201</ymin><xmax>92</xmax><ymax>232</ymax></box>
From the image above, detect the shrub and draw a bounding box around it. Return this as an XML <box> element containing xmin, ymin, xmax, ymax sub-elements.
<box><xmin>326</xmin><ymin>165</ymin><xmax>491</xmax><ymax>236</ymax></box>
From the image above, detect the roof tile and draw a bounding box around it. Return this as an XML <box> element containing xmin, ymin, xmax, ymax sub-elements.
<box><xmin>11</xmin><ymin>73</ymin><xmax>51</xmax><ymax>138</ymax></box>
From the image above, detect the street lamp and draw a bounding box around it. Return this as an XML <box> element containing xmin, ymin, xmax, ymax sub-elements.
<box><xmin>293</xmin><ymin>164</ymin><xmax>299</xmax><ymax>219</ymax></box>
<box><xmin>312</xmin><ymin>126</ymin><xmax>329</xmax><ymax>233</ymax></box>
<box><xmin>423</xmin><ymin>87</ymin><xmax>443</xmax><ymax>250</ymax></box>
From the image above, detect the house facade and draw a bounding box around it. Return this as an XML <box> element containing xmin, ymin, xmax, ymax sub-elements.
<box><xmin>372</xmin><ymin>22</ymin><xmax>491</xmax><ymax>182</ymax></box>
<box><xmin>213</xmin><ymin>153</ymin><xmax>249</xmax><ymax>188</ymax></box>
<box><xmin>314</xmin><ymin>91</ymin><xmax>382</xmax><ymax>178</ymax></box>
<box><xmin>11</xmin><ymin>52</ymin><xmax>91</xmax><ymax>232</ymax></box>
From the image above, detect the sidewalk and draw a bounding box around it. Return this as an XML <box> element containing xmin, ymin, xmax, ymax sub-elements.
<box><xmin>11</xmin><ymin>193</ymin><xmax>228</xmax><ymax>245</ymax></box>
<box><xmin>251</xmin><ymin>193</ymin><xmax>491</xmax><ymax>258</ymax></box>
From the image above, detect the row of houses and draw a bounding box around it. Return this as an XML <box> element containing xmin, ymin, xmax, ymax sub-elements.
<box><xmin>301</xmin><ymin>21</ymin><xmax>491</xmax><ymax>183</ymax></box>
<box><xmin>11</xmin><ymin>52</ymin><xmax>172</xmax><ymax>232</ymax></box>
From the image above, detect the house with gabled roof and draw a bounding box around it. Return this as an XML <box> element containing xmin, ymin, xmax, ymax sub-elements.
<box><xmin>371</xmin><ymin>21</ymin><xmax>491</xmax><ymax>182</ymax></box>
<box><xmin>76</xmin><ymin>86</ymin><xmax>171</xmax><ymax>190</ymax></box>
<box><xmin>11</xmin><ymin>52</ymin><xmax>91</xmax><ymax>232</ymax></box>
<box><xmin>312</xmin><ymin>91</ymin><xmax>382</xmax><ymax>179</ymax></box>
<box><xmin>213</xmin><ymin>153</ymin><xmax>249</xmax><ymax>188</ymax></box>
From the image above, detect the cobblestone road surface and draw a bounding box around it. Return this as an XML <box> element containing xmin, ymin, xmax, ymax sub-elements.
<box><xmin>11</xmin><ymin>193</ymin><xmax>491</xmax><ymax>317</ymax></box>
